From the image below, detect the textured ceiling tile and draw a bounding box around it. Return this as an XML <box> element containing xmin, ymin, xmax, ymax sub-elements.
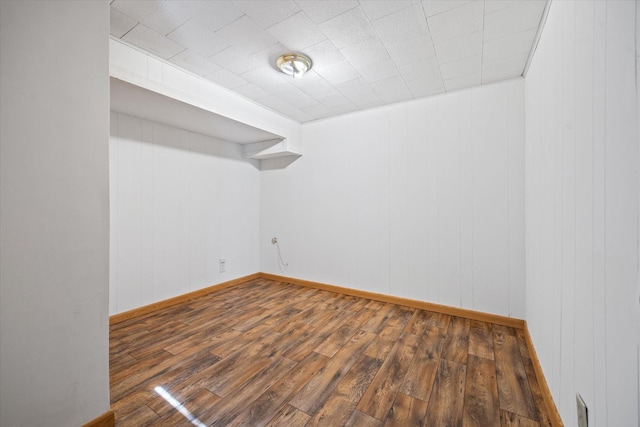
<box><xmin>411</xmin><ymin>85</ymin><xmax>446</xmax><ymax>99</ymax></box>
<box><xmin>166</xmin><ymin>0</ymin><xmax>243</xmax><ymax>32</ymax></box>
<box><xmin>287</xmin><ymin>109</ymin><xmax>315</xmax><ymax>123</ymax></box>
<box><xmin>112</xmin><ymin>0</ymin><xmax>548</xmax><ymax>122</ymax></box>
<box><xmin>427</xmin><ymin>0</ymin><xmax>484</xmax><ymax>44</ymax></box>
<box><xmin>123</xmin><ymin>24</ymin><xmax>185</xmax><ymax>59</ymax></box>
<box><xmin>259</xmin><ymin>94</ymin><xmax>312</xmax><ymax>121</ymax></box>
<box><xmin>484</xmin><ymin>1</ymin><xmax>546</xmax><ymax>41</ymax></box>
<box><xmin>353</xmin><ymin>94</ymin><xmax>387</xmax><ymax>109</ymax></box>
<box><xmin>279</xmin><ymin>87</ymin><xmax>319</xmax><ymax>109</ymax></box>
<box><xmin>110</xmin><ymin>7</ymin><xmax>137</xmax><ymax>38</ymax></box>
<box><xmin>318</xmin><ymin>7</ymin><xmax>375</xmax><ymax>49</ymax></box>
<box><xmin>369</xmin><ymin>75</ymin><xmax>412</xmax><ymax>103</ymax></box>
<box><xmin>482</xmin><ymin>53</ymin><xmax>528</xmax><ymax>83</ymax></box>
<box><xmin>233</xmin><ymin>83</ymin><xmax>272</xmax><ymax>100</ymax></box>
<box><xmin>384</xmin><ymin>37</ymin><xmax>436</xmax><ymax>64</ymax></box>
<box><xmin>215</xmin><ymin>16</ymin><xmax>279</xmax><ymax>55</ymax></box>
<box><xmin>335</xmin><ymin>77</ymin><xmax>376</xmax><ymax>100</ymax></box>
<box><xmin>421</xmin><ymin>0</ymin><xmax>475</xmax><ymax>17</ymax></box>
<box><xmin>288</xmin><ymin>96</ymin><xmax>321</xmax><ymax>111</ymax></box>
<box><xmin>484</xmin><ymin>0</ymin><xmax>522</xmax><ymax>15</ymax></box>
<box><xmin>434</xmin><ymin>31</ymin><xmax>482</xmax><ymax>64</ymax></box>
<box><xmin>291</xmin><ymin>71</ymin><xmax>335</xmax><ymax>98</ymax></box>
<box><xmin>303</xmin><ymin>40</ymin><xmax>345</xmax><ymax>70</ymax></box>
<box><xmin>251</xmin><ymin>43</ymin><xmax>290</xmax><ymax>72</ymax></box>
<box><xmin>358</xmin><ymin>59</ymin><xmax>400</xmax><ymax>83</ymax></box>
<box><xmin>422</xmin><ymin>0</ymin><xmax>476</xmax><ymax>18</ymax></box>
<box><xmin>303</xmin><ymin>102</ymin><xmax>334</xmax><ymax>118</ymax></box>
<box><xmin>167</xmin><ymin>20</ymin><xmax>230</xmax><ymax>57</ymax></box>
<box><xmin>295</xmin><ymin>0</ymin><xmax>359</xmax><ymax>25</ymax></box>
<box><xmin>440</xmin><ymin>55</ymin><xmax>481</xmax><ymax>80</ymax></box>
<box><xmin>315</xmin><ymin>90</ymin><xmax>351</xmax><ymax>108</ymax></box>
<box><xmin>112</xmin><ymin>0</ymin><xmax>188</xmax><ymax>35</ymax></box>
<box><xmin>206</xmin><ymin>68</ymin><xmax>249</xmax><ymax>90</ymax></box>
<box><xmin>242</xmin><ymin>66</ymin><xmax>295</xmax><ymax>92</ymax></box>
<box><xmin>483</xmin><ymin>28</ymin><xmax>536</xmax><ymax>63</ymax></box>
<box><xmin>210</xmin><ymin>47</ymin><xmax>261</xmax><ymax>75</ymax></box>
<box><xmin>359</xmin><ymin>0</ymin><xmax>418</xmax><ymax>21</ymax></box>
<box><xmin>267</xmin><ymin>11</ymin><xmax>326</xmax><ymax>51</ymax></box>
<box><xmin>398</xmin><ymin>57</ymin><xmax>440</xmax><ymax>82</ymax></box>
<box><xmin>233</xmin><ymin>0</ymin><xmax>300</xmax><ymax>29</ymax></box>
<box><xmin>172</xmin><ymin>50</ymin><xmax>221</xmax><ymax>76</ymax></box>
<box><xmin>340</xmin><ymin>37</ymin><xmax>390</xmax><ymax>69</ymax></box>
<box><xmin>371</xmin><ymin>3</ymin><xmax>429</xmax><ymax>44</ymax></box>
<box><xmin>331</xmin><ymin>102</ymin><xmax>360</xmax><ymax>115</ymax></box>
<box><xmin>315</xmin><ymin>61</ymin><xmax>359</xmax><ymax>85</ymax></box>
<box><xmin>406</xmin><ymin>74</ymin><xmax>445</xmax><ymax>97</ymax></box>
<box><xmin>259</xmin><ymin>94</ymin><xmax>295</xmax><ymax>111</ymax></box>
<box><xmin>443</xmin><ymin>73</ymin><xmax>481</xmax><ymax>91</ymax></box>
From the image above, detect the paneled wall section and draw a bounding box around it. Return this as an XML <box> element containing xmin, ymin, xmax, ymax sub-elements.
<box><xmin>261</xmin><ymin>79</ymin><xmax>525</xmax><ymax>319</ymax></box>
<box><xmin>109</xmin><ymin>113</ymin><xmax>261</xmax><ymax>314</ymax></box>
<box><xmin>525</xmin><ymin>1</ymin><xmax>639</xmax><ymax>425</ymax></box>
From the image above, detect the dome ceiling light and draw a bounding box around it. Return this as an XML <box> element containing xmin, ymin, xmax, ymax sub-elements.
<box><xmin>276</xmin><ymin>53</ymin><xmax>312</xmax><ymax>78</ymax></box>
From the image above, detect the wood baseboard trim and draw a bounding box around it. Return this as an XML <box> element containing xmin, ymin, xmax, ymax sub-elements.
<box><xmin>109</xmin><ymin>273</ymin><xmax>261</xmax><ymax>325</ymax></box>
<box><xmin>523</xmin><ymin>322</ymin><xmax>564</xmax><ymax>427</ymax></box>
<box><xmin>81</xmin><ymin>409</ymin><xmax>114</xmax><ymax>427</ymax></box>
<box><xmin>110</xmin><ymin>272</ymin><xmax>525</xmax><ymax>328</ymax></box>
<box><xmin>260</xmin><ymin>273</ymin><xmax>525</xmax><ymax>329</ymax></box>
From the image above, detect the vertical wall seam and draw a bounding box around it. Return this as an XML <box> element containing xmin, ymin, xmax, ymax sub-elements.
<box><xmin>471</xmin><ymin>95</ymin><xmax>475</xmax><ymax>311</ymax></box>
<box><xmin>459</xmin><ymin>93</ymin><xmax>463</xmax><ymax>309</ymax></box>
<box><xmin>572</xmin><ymin>3</ymin><xmax>578</xmax><ymax>417</ymax></box>
<box><xmin>114</xmin><ymin>114</ymin><xmax>119</xmax><ymax>314</ymax></box>
<box><xmin>603</xmin><ymin>1</ymin><xmax>609</xmax><ymax>418</ymax></box>
<box><xmin>388</xmin><ymin>118</ymin><xmax>392</xmax><ymax>294</ymax></box>
<box><xmin>139</xmin><ymin>119</ymin><xmax>144</xmax><ymax>305</ymax></box>
<box><xmin>151</xmin><ymin>121</ymin><xmax>155</xmax><ymax>303</ymax></box>
<box><xmin>590</xmin><ymin>0</ymin><xmax>598</xmax><ymax>420</ymax></box>
<box><xmin>636</xmin><ymin>0</ymin><xmax>640</xmax><ymax>421</ymax></box>
<box><xmin>507</xmin><ymin>86</ymin><xmax>512</xmax><ymax>317</ymax></box>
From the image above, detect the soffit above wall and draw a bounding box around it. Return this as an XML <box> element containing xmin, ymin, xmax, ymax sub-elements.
<box><xmin>110</xmin><ymin>77</ymin><xmax>283</xmax><ymax>144</ymax></box>
<box><xmin>110</xmin><ymin>0</ymin><xmax>547</xmax><ymax>123</ymax></box>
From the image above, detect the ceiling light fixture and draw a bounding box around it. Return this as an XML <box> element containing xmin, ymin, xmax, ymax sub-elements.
<box><xmin>276</xmin><ymin>53</ymin><xmax>312</xmax><ymax>78</ymax></box>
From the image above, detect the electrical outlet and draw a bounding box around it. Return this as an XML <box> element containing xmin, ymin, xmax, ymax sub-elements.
<box><xmin>576</xmin><ymin>394</ymin><xmax>588</xmax><ymax>427</ymax></box>
<box><xmin>219</xmin><ymin>258</ymin><xmax>226</xmax><ymax>273</ymax></box>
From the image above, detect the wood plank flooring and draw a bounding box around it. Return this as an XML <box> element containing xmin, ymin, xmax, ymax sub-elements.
<box><xmin>110</xmin><ymin>279</ymin><xmax>552</xmax><ymax>426</ymax></box>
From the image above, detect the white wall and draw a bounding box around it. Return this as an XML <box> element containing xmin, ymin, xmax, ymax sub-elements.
<box><xmin>110</xmin><ymin>113</ymin><xmax>261</xmax><ymax>314</ymax></box>
<box><xmin>525</xmin><ymin>1</ymin><xmax>639</xmax><ymax>425</ymax></box>
<box><xmin>0</xmin><ymin>1</ymin><xmax>110</xmax><ymax>426</ymax></box>
<box><xmin>261</xmin><ymin>79</ymin><xmax>525</xmax><ymax>318</ymax></box>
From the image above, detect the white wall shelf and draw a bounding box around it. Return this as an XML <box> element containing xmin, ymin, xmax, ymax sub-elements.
<box><xmin>109</xmin><ymin>38</ymin><xmax>303</xmax><ymax>162</ymax></box>
<box><xmin>110</xmin><ymin>77</ymin><xmax>302</xmax><ymax>162</ymax></box>
<box><xmin>111</xmin><ymin>77</ymin><xmax>282</xmax><ymax>145</ymax></box>
<box><xmin>242</xmin><ymin>139</ymin><xmax>302</xmax><ymax>160</ymax></box>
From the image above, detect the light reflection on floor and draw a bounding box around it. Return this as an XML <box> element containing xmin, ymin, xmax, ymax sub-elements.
<box><xmin>154</xmin><ymin>386</ymin><xmax>207</xmax><ymax>427</ymax></box>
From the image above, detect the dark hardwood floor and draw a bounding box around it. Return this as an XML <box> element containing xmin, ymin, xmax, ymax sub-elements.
<box><xmin>110</xmin><ymin>278</ymin><xmax>552</xmax><ymax>426</ymax></box>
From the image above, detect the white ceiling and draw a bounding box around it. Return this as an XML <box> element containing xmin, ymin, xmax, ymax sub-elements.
<box><xmin>110</xmin><ymin>0</ymin><xmax>547</xmax><ymax>123</ymax></box>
